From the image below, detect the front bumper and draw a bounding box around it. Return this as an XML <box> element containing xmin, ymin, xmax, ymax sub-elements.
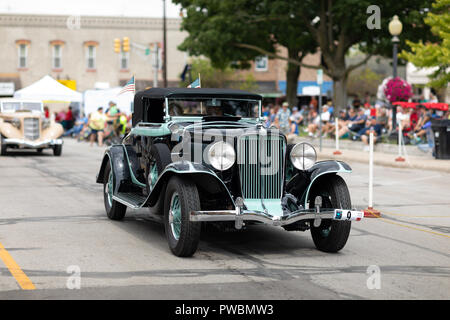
<box><xmin>4</xmin><ymin>138</ymin><xmax>63</xmax><ymax>149</ymax></box>
<box><xmin>190</xmin><ymin>208</ymin><xmax>363</xmax><ymax>229</ymax></box>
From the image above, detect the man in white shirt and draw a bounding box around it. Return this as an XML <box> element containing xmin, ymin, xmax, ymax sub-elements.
<box><xmin>308</xmin><ymin>105</ymin><xmax>331</xmax><ymax>137</ymax></box>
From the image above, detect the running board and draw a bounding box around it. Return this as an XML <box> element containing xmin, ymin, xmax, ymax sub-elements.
<box><xmin>113</xmin><ymin>192</ymin><xmax>148</xmax><ymax>209</ymax></box>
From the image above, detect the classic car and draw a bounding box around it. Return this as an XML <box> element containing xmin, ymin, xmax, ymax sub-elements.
<box><xmin>96</xmin><ymin>88</ymin><xmax>363</xmax><ymax>257</ymax></box>
<box><xmin>0</xmin><ymin>99</ymin><xmax>63</xmax><ymax>156</ymax></box>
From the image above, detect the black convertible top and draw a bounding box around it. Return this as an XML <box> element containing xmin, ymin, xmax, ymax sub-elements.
<box><xmin>132</xmin><ymin>88</ymin><xmax>261</xmax><ymax>125</ymax></box>
<box><xmin>134</xmin><ymin>87</ymin><xmax>262</xmax><ymax>100</ymax></box>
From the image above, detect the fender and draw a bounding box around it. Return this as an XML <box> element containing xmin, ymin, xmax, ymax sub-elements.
<box><xmin>96</xmin><ymin>145</ymin><xmax>146</xmax><ymax>189</ymax></box>
<box><xmin>301</xmin><ymin>160</ymin><xmax>352</xmax><ymax>207</ymax></box>
<box><xmin>145</xmin><ymin>161</ymin><xmax>235</xmax><ymax>208</ymax></box>
<box><xmin>96</xmin><ymin>145</ymin><xmax>133</xmax><ymax>194</ymax></box>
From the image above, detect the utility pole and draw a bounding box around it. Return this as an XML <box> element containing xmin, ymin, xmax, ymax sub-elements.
<box><xmin>162</xmin><ymin>0</ymin><xmax>168</xmax><ymax>87</ymax></box>
<box><xmin>153</xmin><ymin>43</ymin><xmax>159</xmax><ymax>88</ymax></box>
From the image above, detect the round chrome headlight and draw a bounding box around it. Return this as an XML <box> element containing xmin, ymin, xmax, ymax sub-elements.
<box><xmin>290</xmin><ymin>142</ymin><xmax>317</xmax><ymax>170</ymax></box>
<box><xmin>207</xmin><ymin>141</ymin><xmax>235</xmax><ymax>171</ymax></box>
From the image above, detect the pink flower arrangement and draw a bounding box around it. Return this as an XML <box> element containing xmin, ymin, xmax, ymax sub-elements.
<box><xmin>383</xmin><ymin>77</ymin><xmax>413</xmax><ymax>103</ymax></box>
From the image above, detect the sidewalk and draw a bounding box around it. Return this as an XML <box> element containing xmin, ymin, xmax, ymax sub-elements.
<box><xmin>289</xmin><ymin>136</ymin><xmax>450</xmax><ymax>173</ymax></box>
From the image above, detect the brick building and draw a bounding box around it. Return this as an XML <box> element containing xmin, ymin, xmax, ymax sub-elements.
<box><xmin>0</xmin><ymin>13</ymin><xmax>332</xmax><ymax>104</ymax></box>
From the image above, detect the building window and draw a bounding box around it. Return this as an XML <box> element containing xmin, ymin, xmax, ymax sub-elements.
<box><xmin>18</xmin><ymin>44</ymin><xmax>28</xmax><ymax>68</ymax></box>
<box><xmin>53</xmin><ymin>44</ymin><xmax>62</xmax><ymax>69</ymax></box>
<box><xmin>255</xmin><ymin>56</ymin><xmax>268</xmax><ymax>72</ymax></box>
<box><xmin>120</xmin><ymin>51</ymin><xmax>129</xmax><ymax>70</ymax></box>
<box><xmin>86</xmin><ymin>45</ymin><xmax>96</xmax><ymax>70</ymax></box>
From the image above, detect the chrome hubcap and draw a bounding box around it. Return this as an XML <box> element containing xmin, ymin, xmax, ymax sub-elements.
<box><xmin>148</xmin><ymin>162</ymin><xmax>158</xmax><ymax>192</ymax></box>
<box><xmin>169</xmin><ymin>192</ymin><xmax>181</xmax><ymax>240</ymax></box>
<box><xmin>105</xmin><ymin>171</ymin><xmax>113</xmax><ymax>207</ymax></box>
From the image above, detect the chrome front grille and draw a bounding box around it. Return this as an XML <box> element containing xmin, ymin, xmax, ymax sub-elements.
<box><xmin>23</xmin><ymin>118</ymin><xmax>40</xmax><ymax>140</ymax></box>
<box><xmin>237</xmin><ymin>134</ymin><xmax>286</xmax><ymax>199</ymax></box>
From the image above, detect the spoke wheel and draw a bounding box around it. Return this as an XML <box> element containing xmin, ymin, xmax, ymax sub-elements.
<box><xmin>164</xmin><ymin>176</ymin><xmax>201</xmax><ymax>257</ymax></box>
<box><xmin>169</xmin><ymin>192</ymin><xmax>182</xmax><ymax>240</ymax></box>
<box><xmin>147</xmin><ymin>161</ymin><xmax>159</xmax><ymax>193</ymax></box>
<box><xmin>105</xmin><ymin>171</ymin><xmax>113</xmax><ymax>208</ymax></box>
<box><xmin>310</xmin><ymin>175</ymin><xmax>352</xmax><ymax>253</ymax></box>
<box><xmin>0</xmin><ymin>135</ymin><xmax>7</xmax><ymax>156</ymax></box>
<box><xmin>103</xmin><ymin>161</ymin><xmax>126</xmax><ymax>220</ymax></box>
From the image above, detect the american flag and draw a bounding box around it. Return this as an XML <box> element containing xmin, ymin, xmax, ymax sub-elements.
<box><xmin>118</xmin><ymin>76</ymin><xmax>135</xmax><ymax>95</ymax></box>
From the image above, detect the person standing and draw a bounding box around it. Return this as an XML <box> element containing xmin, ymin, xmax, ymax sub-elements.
<box><xmin>44</xmin><ymin>106</ymin><xmax>50</xmax><ymax>119</ymax></box>
<box><xmin>65</xmin><ymin>106</ymin><xmax>74</xmax><ymax>130</ymax></box>
<box><xmin>88</xmin><ymin>107</ymin><xmax>107</xmax><ymax>147</ymax></box>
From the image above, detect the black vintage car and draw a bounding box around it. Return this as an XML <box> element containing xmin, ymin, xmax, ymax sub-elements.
<box><xmin>96</xmin><ymin>88</ymin><xmax>363</xmax><ymax>257</ymax></box>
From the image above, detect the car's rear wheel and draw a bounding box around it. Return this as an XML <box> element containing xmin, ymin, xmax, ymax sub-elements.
<box><xmin>53</xmin><ymin>144</ymin><xmax>62</xmax><ymax>156</ymax></box>
<box><xmin>146</xmin><ymin>143</ymin><xmax>171</xmax><ymax>195</ymax></box>
<box><xmin>164</xmin><ymin>176</ymin><xmax>201</xmax><ymax>257</ymax></box>
<box><xmin>103</xmin><ymin>161</ymin><xmax>127</xmax><ymax>220</ymax></box>
<box><xmin>0</xmin><ymin>135</ymin><xmax>7</xmax><ymax>156</ymax></box>
<box><xmin>310</xmin><ymin>175</ymin><xmax>352</xmax><ymax>253</ymax></box>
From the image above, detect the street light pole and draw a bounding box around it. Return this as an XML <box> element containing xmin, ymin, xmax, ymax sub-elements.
<box><xmin>162</xmin><ymin>0</ymin><xmax>168</xmax><ymax>88</ymax></box>
<box><xmin>392</xmin><ymin>37</ymin><xmax>399</xmax><ymax>79</ymax></box>
<box><xmin>388</xmin><ymin>15</ymin><xmax>402</xmax><ymax>131</ymax></box>
<box><xmin>391</xmin><ymin>36</ymin><xmax>399</xmax><ymax>130</ymax></box>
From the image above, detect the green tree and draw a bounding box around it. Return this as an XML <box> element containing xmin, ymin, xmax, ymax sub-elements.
<box><xmin>347</xmin><ymin>68</ymin><xmax>383</xmax><ymax>98</ymax></box>
<box><xmin>175</xmin><ymin>0</ymin><xmax>435</xmax><ymax>110</ymax></box>
<box><xmin>295</xmin><ymin>0</ymin><xmax>435</xmax><ymax>109</ymax></box>
<box><xmin>180</xmin><ymin>58</ymin><xmax>257</xmax><ymax>91</ymax></box>
<box><xmin>399</xmin><ymin>0</ymin><xmax>450</xmax><ymax>88</ymax></box>
<box><xmin>174</xmin><ymin>0</ymin><xmax>317</xmax><ymax>107</ymax></box>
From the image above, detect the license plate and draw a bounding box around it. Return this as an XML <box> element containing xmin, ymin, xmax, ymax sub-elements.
<box><xmin>334</xmin><ymin>209</ymin><xmax>363</xmax><ymax>221</ymax></box>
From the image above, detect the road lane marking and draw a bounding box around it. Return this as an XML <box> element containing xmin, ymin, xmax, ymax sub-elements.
<box><xmin>376</xmin><ymin>217</ymin><xmax>450</xmax><ymax>239</ymax></box>
<box><xmin>383</xmin><ymin>212</ymin><xmax>450</xmax><ymax>218</ymax></box>
<box><xmin>0</xmin><ymin>242</ymin><xmax>35</xmax><ymax>290</ymax></box>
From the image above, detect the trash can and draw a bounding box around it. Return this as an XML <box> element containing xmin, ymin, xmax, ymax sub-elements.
<box><xmin>431</xmin><ymin>119</ymin><xmax>450</xmax><ymax>159</ymax></box>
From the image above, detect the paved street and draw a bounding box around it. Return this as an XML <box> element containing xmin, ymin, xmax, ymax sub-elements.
<box><xmin>0</xmin><ymin>138</ymin><xmax>449</xmax><ymax>299</ymax></box>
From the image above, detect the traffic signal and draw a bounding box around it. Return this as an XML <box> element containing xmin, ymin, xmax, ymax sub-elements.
<box><xmin>122</xmin><ymin>37</ymin><xmax>130</xmax><ymax>52</ymax></box>
<box><xmin>114</xmin><ymin>38</ymin><xmax>121</xmax><ymax>53</ymax></box>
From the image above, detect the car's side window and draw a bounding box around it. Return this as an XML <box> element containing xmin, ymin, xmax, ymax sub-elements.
<box><xmin>144</xmin><ymin>98</ymin><xmax>165</xmax><ymax>123</ymax></box>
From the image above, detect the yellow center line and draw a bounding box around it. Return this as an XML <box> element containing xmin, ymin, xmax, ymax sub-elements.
<box><xmin>382</xmin><ymin>211</ymin><xmax>450</xmax><ymax>218</ymax></box>
<box><xmin>0</xmin><ymin>242</ymin><xmax>35</xmax><ymax>290</ymax></box>
<box><xmin>365</xmin><ymin>209</ymin><xmax>450</xmax><ymax>239</ymax></box>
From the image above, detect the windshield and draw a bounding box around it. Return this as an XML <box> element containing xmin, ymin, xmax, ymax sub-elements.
<box><xmin>167</xmin><ymin>98</ymin><xmax>260</xmax><ymax>118</ymax></box>
<box><xmin>1</xmin><ymin>101</ymin><xmax>42</xmax><ymax>112</ymax></box>
<box><xmin>1</xmin><ymin>102</ymin><xmax>20</xmax><ymax>112</ymax></box>
<box><xmin>22</xmin><ymin>102</ymin><xmax>43</xmax><ymax>112</ymax></box>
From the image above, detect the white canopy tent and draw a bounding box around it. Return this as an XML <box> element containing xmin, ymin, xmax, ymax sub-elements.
<box><xmin>13</xmin><ymin>75</ymin><xmax>82</xmax><ymax>102</ymax></box>
<box><xmin>83</xmin><ymin>87</ymin><xmax>134</xmax><ymax>117</ymax></box>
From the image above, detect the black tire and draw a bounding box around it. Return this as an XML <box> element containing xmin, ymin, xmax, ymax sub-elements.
<box><xmin>310</xmin><ymin>175</ymin><xmax>352</xmax><ymax>253</ymax></box>
<box><xmin>37</xmin><ymin>148</ymin><xmax>44</xmax><ymax>154</ymax></box>
<box><xmin>146</xmin><ymin>143</ymin><xmax>172</xmax><ymax>194</ymax></box>
<box><xmin>164</xmin><ymin>176</ymin><xmax>201</xmax><ymax>257</ymax></box>
<box><xmin>0</xmin><ymin>135</ymin><xmax>7</xmax><ymax>156</ymax></box>
<box><xmin>103</xmin><ymin>161</ymin><xmax>127</xmax><ymax>220</ymax></box>
<box><xmin>53</xmin><ymin>144</ymin><xmax>62</xmax><ymax>156</ymax></box>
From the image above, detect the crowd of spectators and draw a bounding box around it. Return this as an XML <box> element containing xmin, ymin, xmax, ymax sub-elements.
<box><xmin>44</xmin><ymin>102</ymin><xmax>131</xmax><ymax>147</ymax></box>
<box><xmin>262</xmin><ymin>95</ymin><xmax>449</xmax><ymax>151</ymax></box>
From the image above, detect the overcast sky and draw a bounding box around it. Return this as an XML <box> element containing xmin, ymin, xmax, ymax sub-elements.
<box><xmin>0</xmin><ymin>0</ymin><xmax>181</xmax><ymax>18</ymax></box>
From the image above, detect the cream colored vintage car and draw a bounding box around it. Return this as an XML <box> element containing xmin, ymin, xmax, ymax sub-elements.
<box><xmin>0</xmin><ymin>99</ymin><xmax>63</xmax><ymax>156</ymax></box>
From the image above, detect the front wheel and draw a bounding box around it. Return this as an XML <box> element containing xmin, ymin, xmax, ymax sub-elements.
<box><xmin>310</xmin><ymin>175</ymin><xmax>352</xmax><ymax>253</ymax></box>
<box><xmin>0</xmin><ymin>135</ymin><xmax>7</xmax><ymax>156</ymax></box>
<box><xmin>53</xmin><ymin>144</ymin><xmax>62</xmax><ymax>156</ymax></box>
<box><xmin>103</xmin><ymin>161</ymin><xmax>127</xmax><ymax>220</ymax></box>
<box><xmin>164</xmin><ymin>176</ymin><xmax>201</xmax><ymax>257</ymax></box>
